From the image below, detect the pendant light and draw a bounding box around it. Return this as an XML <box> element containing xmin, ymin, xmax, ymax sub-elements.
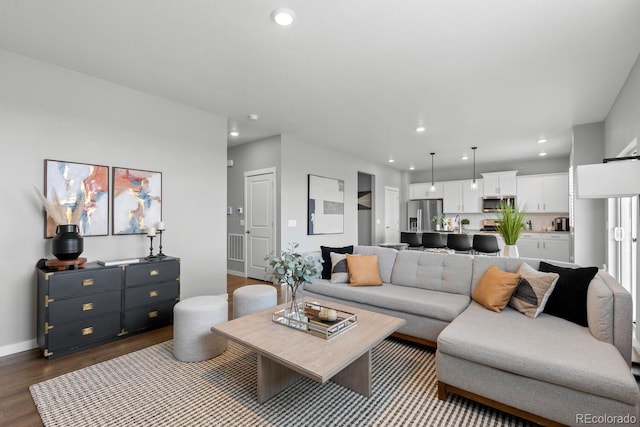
<box><xmin>470</xmin><ymin>146</ymin><xmax>478</xmax><ymax>190</ymax></box>
<box><xmin>429</xmin><ymin>152</ymin><xmax>436</xmax><ymax>192</ymax></box>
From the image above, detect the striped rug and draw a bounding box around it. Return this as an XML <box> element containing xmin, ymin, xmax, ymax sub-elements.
<box><xmin>30</xmin><ymin>339</ymin><xmax>533</xmax><ymax>426</ymax></box>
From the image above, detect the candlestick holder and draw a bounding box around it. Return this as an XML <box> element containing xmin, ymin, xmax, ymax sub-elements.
<box><xmin>145</xmin><ymin>235</ymin><xmax>157</xmax><ymax>260</ymax></box>
<box><xmin>157</xmin><ymin>229</ymin><xmax>166</xmax><ymax>258</ymax></box>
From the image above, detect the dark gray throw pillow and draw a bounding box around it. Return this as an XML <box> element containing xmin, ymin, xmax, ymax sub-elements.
<box><xmin>540</xmin><ymin>261</ymin><xmax>598</xmax><ymax>327</ymax></box>
<box><xmin>320</xmin><ymin>245</ymin><xmax>353</xmax><ymax>279</ymax></box>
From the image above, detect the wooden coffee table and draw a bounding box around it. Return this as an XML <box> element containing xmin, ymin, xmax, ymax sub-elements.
<box><xmin>212</xmin><ymin>298</ymin><xmax>406</xmax><ymax>403</ymax></box>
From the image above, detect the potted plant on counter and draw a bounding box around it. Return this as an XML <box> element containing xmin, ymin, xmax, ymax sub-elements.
<box><xmin>495</xmin><ymin>202</ymin><xmax>526</xmax><ymax>257</ymax></box>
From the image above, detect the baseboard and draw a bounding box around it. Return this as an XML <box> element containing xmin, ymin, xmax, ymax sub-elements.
<box><xmin>227</xmin><ymin>269</ymin><xmax>245</xmax><ymax>277</ymax></box>
<box><xmin>0</xmin><ymin>338</ymin><xmax>37</xmax><ymax>358</ymax></box>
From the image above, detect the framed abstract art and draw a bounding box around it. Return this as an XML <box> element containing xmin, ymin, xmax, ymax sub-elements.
<box><xmin>307</xmin><ymin>174</ymin><xmax>344</xmax><ymax>235</ymax></box>
<box><xmin>44</xmin><ymin>159</ymin><xmax>109</xmax><ymax>238</ymax></box>
<box><xmin>112</xmin><ymin>167</ymin><xmax>162</xmax><ymax>235</ymax></box>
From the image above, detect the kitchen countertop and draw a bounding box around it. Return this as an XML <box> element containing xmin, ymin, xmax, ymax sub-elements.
<box><xmin>403</xmin><ymin>229</ymin><xmax>570</xmax><ymax>235</ymax></box>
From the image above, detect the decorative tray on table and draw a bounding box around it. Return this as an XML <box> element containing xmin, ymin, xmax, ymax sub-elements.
<box><xmin>272</xmin><ymin>301</ymin><xmax>358</xmax><ymax>339</ymax></box>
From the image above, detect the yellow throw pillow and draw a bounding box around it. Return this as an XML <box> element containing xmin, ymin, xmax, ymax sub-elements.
<box><xmin>346</xmin><ymin>254</ymin><xmax>382</xmax><ymax>286</ymax></box>
<box><xmin>472</xmin><ymin>265</ymin><xmax>521</xmax><ymax>313</ymax></box>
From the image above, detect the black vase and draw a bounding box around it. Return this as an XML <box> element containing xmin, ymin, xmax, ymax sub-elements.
<box><xmin>52</xmin><ymin>224</ymin><xmax>84</xmax><ymax>260</ymax></box>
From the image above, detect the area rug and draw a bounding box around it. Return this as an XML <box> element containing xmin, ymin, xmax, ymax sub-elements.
<box><xmin>30</xmin><ymin>339</ymin><xmax>533</xmax><ymax>426</ymax></box>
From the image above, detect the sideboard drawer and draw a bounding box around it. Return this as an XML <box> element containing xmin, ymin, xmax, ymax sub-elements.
<box><xmin>124</xmin><ymin>300</ymin><xmax>176</xmax><ymax>333</ymax></box>
<box><xmin>46</xmin><ymin>312</ymin><xmax>121</xmax><ymax>353</ymax></box>
<box><xmin>48</xmin><ymin>290</ymin><xmax>122</xmax><ymax>324</ymax></box>
<box><xmin>124</xmin><ymin>281</ymin><xmax>179</xmax><ymax>310</ymax></box>
<box><xmin>48</xmin><ymin>268</ymin><xmax>122</xmax><ymax>299</ymax></box>
<box><xmin>125</xmin><ymin>260</ymin><xmax>180</xmax><ymax>287</ymax></box>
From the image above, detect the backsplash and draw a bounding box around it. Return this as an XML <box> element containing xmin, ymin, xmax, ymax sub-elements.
<box><xmin>444</xmin><ymin>212</ymin><xmax>569</xmax><ymax>232</ymax></box>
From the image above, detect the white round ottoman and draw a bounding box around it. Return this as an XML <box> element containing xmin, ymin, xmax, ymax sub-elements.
<box><xmin>233</xmin><ymin>284</ymin><xmax>278</xmax><ymax>318</ymax></box>
<box><xmin>173</xmin><ymin>295</ymin><xmax>228</xmax><ymax>362</ymax></box>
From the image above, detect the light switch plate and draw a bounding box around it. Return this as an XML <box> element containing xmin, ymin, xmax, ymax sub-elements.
<box><xmin>288</xmin><ymin>219</ymin><xmax>297</xmax><ymax>227</ymax></box>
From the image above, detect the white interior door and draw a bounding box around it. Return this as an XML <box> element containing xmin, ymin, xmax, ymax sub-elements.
<box><xmin>384</xmin><ymin>186</ymin><xmax>400</xmax><ymax>243</ymax></box>
<box><xmin>245</xmin><ymin>169</ymin><xmax>276</xmax><ymax>280</ymax></box>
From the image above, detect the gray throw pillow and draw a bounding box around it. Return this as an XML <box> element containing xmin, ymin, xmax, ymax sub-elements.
<box><xmin>330</xmin><ymin>252</ymin><xmax>349</xmax><ymax>283</ymax></box>
<box><xmin>509</xmin><ymin>262</ymin><xmax>559</xmax><ymax>318</ymax></box>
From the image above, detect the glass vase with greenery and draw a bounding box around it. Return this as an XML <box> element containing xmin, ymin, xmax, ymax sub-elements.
<box><xmin>495</xmin><ymin>203</ymin><xmax>526</xmax><ymax>256</ymax></box>
<box><xmin>264</xmin><ymin>242</ymin><xmax>322</xmax><ymax>319</ymax></box>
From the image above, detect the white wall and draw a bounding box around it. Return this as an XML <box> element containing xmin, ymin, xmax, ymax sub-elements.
<box><xmin>571</xmin><ymin>122</ymin><xmax>606</xmax><ymax>268</ymax></box>
<box><xmin>605</xmin><ymin>54</ymin><xmax>640</xmax><ymax>157</ymax></box>
<box><xmin>280</xmin><ymin>136</ymin><xmax>402</xmax><ymax>253</ymax></box>
<box><xmin>0</xmin><ymin>49</ymin><xmax>228</xmax><ymax>356</ymax></box>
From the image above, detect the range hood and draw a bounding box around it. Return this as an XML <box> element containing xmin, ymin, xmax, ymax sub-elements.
<box><xmin>576</xmin><ymin>158</ymin><xmax>640</xmax><ymax>199</ymax></box>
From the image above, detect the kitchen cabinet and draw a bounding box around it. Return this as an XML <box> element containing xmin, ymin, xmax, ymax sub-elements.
<box><xmin>517</xmin><ymin>233</ymin><xmax>570</xmax><ymax>262</ymax></box>
<box><xmin>443</xmin><ymin>179</ymin><xmax>483</xmax><ymax>213</ymax></box>
<box><xmin>409</xmin><ymin>182</ymin><xmax>443</xmax><ymax>199</ymax></box>
<box><xmin>481</xmin><ymin>171</ymin><xmax>518</xmax><ymax>197</ymax></box>
<box><xmin>517</xmin><ymin>173</ymin><xmax>569</xmax><ymax>213</ymax></box>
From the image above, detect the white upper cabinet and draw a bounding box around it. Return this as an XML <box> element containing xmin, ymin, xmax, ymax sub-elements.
<box><xmin>443</xmin><ymin>179</ymin><xmax>483</xmax><ymax>213</ymax></box>
<box><xmin>517</xmin><ymin>173</ymin><xmax>569</xmax><ymax>213</ymax></box>
<box><xmin>481</xmin><ymin>171</ymin><xmax>518</xmax><ymax>197</ymax></box>
<box><xmin>409</xmin><ymin>182</ymin><xmax>443</xmax><ymax>200</ymax></box>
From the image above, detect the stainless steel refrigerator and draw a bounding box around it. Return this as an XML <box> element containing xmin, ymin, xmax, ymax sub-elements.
<box><xmin>407</xmin><ymin>199</ymin><xmax>443</xmax><ymax>232</ymax></box>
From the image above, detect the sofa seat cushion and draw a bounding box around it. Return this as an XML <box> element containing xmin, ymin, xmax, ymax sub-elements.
<box><xmin>438</xmin><ymin>302</ymin><xmax>640</xmax><ymax>405</ymax></box>
<box><xmin>305</xmin><ymin>279</ymin><xmax>470</xmax><ymax>322</ymax></box>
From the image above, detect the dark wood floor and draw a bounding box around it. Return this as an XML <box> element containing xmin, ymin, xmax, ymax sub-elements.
<box><xmin>0</xmin><ymin>275</ymin><xmax>276</xmax><ymax>427</ymax></box>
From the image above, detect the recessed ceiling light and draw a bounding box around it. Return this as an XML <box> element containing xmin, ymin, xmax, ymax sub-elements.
<box><xmin>409</xmin><ymin>165</ymin><xmax>415</xmax><ymax>170</ymax></box>
<box><xmin>248</xmin><ymin>114</ymin><xmax>259</xmax><ymax>121</ymax></box>
<box><xmin>388</xmin><ymin>158</ymin><xmax>394</xmax><ymax>163</ymax></box>
<box><xmin>229</xmin><ymin>130</ymin><xmax>239</xmax><ymax>137</ymax></box>
<box><xmin>416</xmin><ymin>126</ymin><xmax>426</xmax><ymax>133</ymax></box>
<box><xmin>538</xmin><ymin>151</ymin><xmax>547</xmax><ymax>157</ymax></box>
<box><xmin>537</xmin><ymin>138</ymin><xmax>547</xmax><ymax>144</ymax></box>
<box><xmin>461</xmin><ymin>154</ymin><xmax>469</xmax><ymax>160</ymax></box>
<box><xmin>271</xmin><ymin>8</ymin><xmax>295</xmax><ymax>26</ymax></box>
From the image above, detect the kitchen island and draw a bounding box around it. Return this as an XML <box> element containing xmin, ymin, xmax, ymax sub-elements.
<box><xmin>400</xmin><ymin>230</ymin><xmax>570</xmax><ymax>262</ymax></box>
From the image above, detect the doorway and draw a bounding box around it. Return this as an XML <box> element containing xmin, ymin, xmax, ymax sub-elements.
<box><xmin>244</xmin><ymin>168</ymin><xmax>276</xmax><ymax>279</ymax></box>
<box><xmin>357</xmin><ymin>172</ymin><xmax>374</xmax><ymax>245</ymax></box>
<box><xmin>384</xmin><ymin>186</ymin><xmax>400</xmax><ymax>243</ymax></box>
<box><xmin>606</xmin><ymin>140</ymin><xmax>638</xmax><ymax>352</ymax></box>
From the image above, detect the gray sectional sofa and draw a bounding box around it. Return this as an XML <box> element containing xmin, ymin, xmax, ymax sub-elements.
<box><xmin>303</xmin><ymin>245</ymin><xmax>640</xmax><ymax>426</ymax></box>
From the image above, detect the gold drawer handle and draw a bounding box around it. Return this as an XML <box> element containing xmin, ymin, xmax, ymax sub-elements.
<box><xmin>82</xmin><ymin>278</ymin><xmax>94</xmax><ymax>286</ymax></box>
<box><xmin>149</xmin><ymin>270</ymin><xmax>159</xmax><ymax>276</ymax></box>
<box><xmin>82</xmin><ymin>327</ymin><xmax>94</xmax><ymax>336</ymax></box>
<box><xmin>82</xmin><ymin>303</ymin><xmax>94</xmax><ymax>311</ymax></box>
<box><xmin>149</xmin><ymin>290</ymin><xmax>158</xmax><ymax>298</ymax></box>
<box><xmin>148</xmin><ymin>311</ymin><xmax>158</xmax><ymax>319</ymax></box>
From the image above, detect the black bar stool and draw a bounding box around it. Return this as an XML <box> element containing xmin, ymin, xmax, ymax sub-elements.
<box><xmin>472</xmin><ymin>234</ymin><xmax>500</xmax><ymax>255</ymax></box>
<box><xmin>400</xmin><ymin>232</ymin><xmax>423</xmax><ymax>249</ymax></box>
<box><xmin>446</xmin><ymin>233</ymin><xmax>473</xmax><ymax>253</ymax></box>
<box><xmin>422</xmin><ymin>232</ymin><xmax>446</xmax><ymax>249</ymax></box>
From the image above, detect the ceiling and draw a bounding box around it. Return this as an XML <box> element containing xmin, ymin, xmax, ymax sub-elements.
<box><xmin>1</xmin><ymin>0</ymin><xmax>639</xmax><ymax>171</ymax></box>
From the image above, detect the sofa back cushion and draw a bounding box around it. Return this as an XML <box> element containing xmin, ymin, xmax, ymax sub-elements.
<box><xmin>354</xmin><ymin>246</ymin><xmax>397</xmax><ymax>283</ymax></box>
<box><xmin>391</xmin><ymin>251</ymin><xmax>474</xmax><ymax>295</ymax></box>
